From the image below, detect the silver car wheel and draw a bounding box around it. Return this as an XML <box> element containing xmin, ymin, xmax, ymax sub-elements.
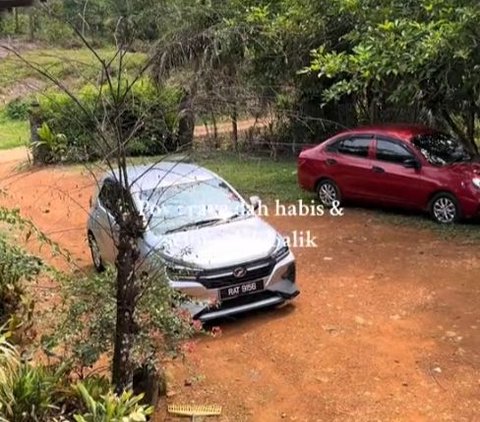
<box><xmin>432</xmin><ymin>197</ymin><xmax>457</xmax><ymax>224</ymax></box>
<box><xmin>89</xmin><ymin>234</ymin><xmax>103</xmax><ymax>270</ymax></box>
<box><xmin>318</xmin><ymin>182</ymin><xmax>338</xmax><ymax>207</ymax></box>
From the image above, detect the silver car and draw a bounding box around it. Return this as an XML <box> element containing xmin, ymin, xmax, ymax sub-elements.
<box><xmin>87</xmin><ymin>162</ymin><xmax>299</xmax><ymax>322</ymax></box>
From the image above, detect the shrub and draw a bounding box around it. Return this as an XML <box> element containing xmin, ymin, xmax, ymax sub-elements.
<box><xmin>0</xmin><ymin>332</ymin><xmax>69</xmax><ymax>422</ymax></box>
<box><xmin>73</xmin><ymin>383</ymin><xmax>153</xmax><ymax>422</ymax></box>
<box><xmin>0</xmin><ymin>333</ymin><xmax>151</xmax><ymax>421</ymax></box>
<box><xmin>35</xmin><ymin>78</ymin><xmax>183</xmax><ymax>163</ymax></box>
<box><xmin>0</xmin><ymin>234</ymin><xmax>42</xmax><ymax>325</ymax></box>
<box><xmin>5</xmin><ymin>99</ymin><xmax>30</xmax><ymax>121</ymax></box>
<box><xmin>42</xmin><ymin>266</ymin><xmax>198</xmax><ymax>378</ymax></box>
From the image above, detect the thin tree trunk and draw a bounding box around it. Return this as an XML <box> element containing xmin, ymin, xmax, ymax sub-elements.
<box><xmin>177</xmin><ymin>62</ymin><xmax>199</xmax><ymax>150</ymax></box>
<box><xmin>211</xmin><ymin>111</ymin><xmax>218</xmax><ymax>148</ymax></box>
<box><xmin>81</xmin><ymin>0</ymin><xmax>89</xmax><ymax>38</ymax></box>
<box><xmin>465</xmin><ymin>98</ymin><xmax>477</xmax><ymax>154</ymax></box>
<box><xmin>14</xmin><ymin>8</ymin><xmax>19</xmax><ymax>33</ymax></box>
<box><xmin>231</xmin><ymin>101</ymin><xmax>238</xmax><ymax>152</ymax></box>
<box><xmin>441</xmin><ymin>109</ymin><xmax>477</xmax><ymax>154</ymax></box>
<box><xmin>111</xmin><ymin>208</ymin><xmax>142</xmax><ymax>393</ymax></box>
<box><xmin>112</xmin><ymin>239</ymin><xmax>136</xmax><ymax>392</ymax></box>
<box><xmin>28</xmin><ymin>9</ymin><xmax>34</xmax><ymax>41</ymax></box>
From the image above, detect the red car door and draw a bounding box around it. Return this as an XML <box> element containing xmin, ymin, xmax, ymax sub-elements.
<box><xmin>324</xmin><ymin>135</ymin><xmax>377</xmax><ymax>200</ymax></box>
<box><xmin>369</xmin><ymin>137</ymin><xmax>430</xmax><ymax>207</ymax></box>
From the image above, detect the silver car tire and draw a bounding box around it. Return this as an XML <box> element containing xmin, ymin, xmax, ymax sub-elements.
<box><xmin>429</xmin><ymin>193</ymin><xmax>460</xmax><ymax>224</ymax></box>
<box><xmin>316</xmin><ymin>179</ymin><xmax>341</xmax><ymax>208</ymax></box>
<box><xmin>88</xmin><ymin>233</ymin><xmax>105</xmax><ymax>272</ymax></box>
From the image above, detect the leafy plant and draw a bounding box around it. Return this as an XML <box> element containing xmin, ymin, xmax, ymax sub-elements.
<box><xmin>0</xmin><ymin>333</ymin><xmax>150</xmax><ymax>421</ymax></box>
<box><xmin>5</xmin><ymin>99</ymin><xmax>30</xmax><ymax>121</ymax></box>
<box><xmin>73</xmin><ymin>383</ymin><xmax>153</xmax><ymax>422</ymax></box>
<box><xmin>0</xmin><ymin>331</ymin><xmax>68</xmax><ymax>422</ymax></box>
<box><xmin>0</xmin><ymin>233</ymin><xmax>42</xmax><ymax>325</ymax></box>
<box><xmin>35</xmin><ymin>122</ymin><xmax>68</xmax><ymax>163</ymax></box>
<box><xmin>35</xmin><ymin>78</ymin><xmax>182</xmax><ymax>163</ymax></box>
<box><xmin>42</xmin><ymin>266</ymin><xmax>198</xmax><ymax>381</ymax></box>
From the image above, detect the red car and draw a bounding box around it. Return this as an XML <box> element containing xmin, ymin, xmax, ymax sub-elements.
<box><xmin>298</xmin><ymin>124</ymin><xmax>480</xmax><ymax>223</ymax></box>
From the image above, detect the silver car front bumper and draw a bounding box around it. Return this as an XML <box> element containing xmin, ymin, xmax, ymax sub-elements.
<box><xmin>170</xmin><ymin>252</ymin><xmax>299</xmax><ymax>321</ymax></box>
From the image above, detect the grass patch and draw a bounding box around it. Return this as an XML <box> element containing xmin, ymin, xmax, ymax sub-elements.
<box><xmin>0</xmin><ymin>111</ymin><xmax>29</xmax><ymax>150</ymax></box>
<box><xmin>0</xmin><ymin>47</ymin><xmax>147</xmax><ymax>98</ymax></box>
<box><xmin>199</xmin><ymin>153</ymin><xmax>304</xmax><ymax>203</ymax></box>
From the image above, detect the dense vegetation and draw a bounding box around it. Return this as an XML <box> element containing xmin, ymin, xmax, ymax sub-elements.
<box><xmin>1</xmin><ymin>0</ymin><xmax>479</xmax><ymax>155</ymax></box>
<box><xmin>33</xmin><ymin>78</ymin><xmax>183</xmax><ymax>162</ymax></box>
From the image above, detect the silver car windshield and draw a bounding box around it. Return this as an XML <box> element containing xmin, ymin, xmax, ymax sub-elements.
<box><xmin>137</xmin><ymin>178</ymin><xmax>251</xmax><ymax>235</ymax></box>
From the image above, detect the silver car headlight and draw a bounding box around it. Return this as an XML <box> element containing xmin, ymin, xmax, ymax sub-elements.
<box><xmin>472</xmin><ymin>178</ymin><xmax>480</xmax><ymax>189</ymax></box>
<box><xmin>272</xmin><ymin>235</ymin><xmax>290</xmax><ymax>262</ymax></box>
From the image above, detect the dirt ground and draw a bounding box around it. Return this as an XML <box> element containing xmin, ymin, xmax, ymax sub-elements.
<box><xmin>1</xmin><ymin>152</ymin><xmax>480</xmax><ymax>422</ymax></box>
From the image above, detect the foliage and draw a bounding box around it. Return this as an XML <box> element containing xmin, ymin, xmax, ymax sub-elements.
<box><xmin>0</xmin><ymin>330</ymin><xmax>67</xmax><ymax>422</ymax></box>
<box><xmin>35</xmin><ymin>78</ymin><xmax>183</xmax><ymax>162</ymax></box>
<box><xmin>0</xmin><ymin>233</ymin><xmax>42</xmax><ymax>325</ymax></box>
<box><xmin>42</xmin><ymin>265</ymin><xmax>198</xmax><ymax>384</ymax></box>
<box><xmin>0</xmin><ymin>332</ymin><xmax>151</xmax><ymax>421</ymax></box>
<box><xmin>34</xmin><ymin>122</ymin><xmax>68</xmax><ymax>163</ymax></box>
<box><xmin>304</xmin><ymin>0</ymin><xmax>480</xmax><ymax>150</ymax></box>
<box><xmin>73</xmin><ymin>383</ymin><xmax>153</xmax><ymax>422</ymax></box>
<box><xmin>5</xmin><ymin>99</ymin><xmax>30</xmax><ymax>121</ymax></box>
<box><xmin>0</xmin><ymin>47</ymin><xmax>146</xmax><ymax>101</ymax></box>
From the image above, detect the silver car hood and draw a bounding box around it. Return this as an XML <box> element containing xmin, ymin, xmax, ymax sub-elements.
<box><xmin>149</xmin><ymin>216</ymin><xmax>279</xmax><ymax>269</ymax></box>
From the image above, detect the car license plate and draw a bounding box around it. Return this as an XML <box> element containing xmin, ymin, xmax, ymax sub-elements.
<box><xmin>219</xmin><ymin>280</ymin><xmax>264</xmax><ymax>300</ymax></box>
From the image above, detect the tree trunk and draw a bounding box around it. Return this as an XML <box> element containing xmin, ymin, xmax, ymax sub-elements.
<box><xmin>231</xmin><ymin>101</ymin><xmax>238</xmax><ymax>152</ymax></box>
<box><xmin>465</xmin><ymin>98</ymin><xmax>477</xmax><ymax>154</ymax></box>
<box><xmin>111</xmin><ymin>217</ymin><xmax>141</xmax><ymax>393</ymax></box>
<box><xmin>211</xmin><ymin>111</ymin><xmax>219</xmax><ymax>148</ymax></box>
<box><xmin>177</xmin><ymin>62</ymin><xmax>199</xmax><ymax>150</ymax></box>
<box><xmin>14</xmin><ymin>8</ymin><xmax>19</xmax><ymax>33</ymax></box>
<box><xmin>28</xmin><ymin>9</ymin><xmax>34</xmax><ymax>41</ymax></box>
<box><xmin>177</xmin><ymin>90</ymin><xmax>195</xmax><ymax>150</ymax></box>
<box><xmin>441</xmin><ymin>109</ymin><xmax>478</xmax><ymax>155</ymax></box>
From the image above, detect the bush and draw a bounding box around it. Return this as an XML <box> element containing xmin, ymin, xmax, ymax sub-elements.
<box><xmin>42</xmin><ymin>266</ymin><xmax>198</xmax><ymax>378</ymax></box>
<box><xmin>5</xmin><ymin>99</ymin><xmax>30</xmax><ymax>121</ymax></box>
<box><xmin>35</xmin><ymin>78</ymin><xmax>183</xmax><ymax>163</ymax></box>
<box><xmin>0</xmin><ymin>234</ymin><xmax>42</xmax><ymax>325</ymax></box>
<box><xmin>0</xmin><ymin>331</ymin><xmax>69</xmax><ymax>421</ymax></box>
<box><xmin>0</xmin><ymin>333</ymin><xmax>152</xmax><ymax>421</ymax></box>
<box><xmin>73</xmin><ymin>383</ymin><xmax>153</xmax><ymax>422</ymax></box>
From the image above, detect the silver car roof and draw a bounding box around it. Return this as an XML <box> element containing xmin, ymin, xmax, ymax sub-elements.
<box><xmin>104</xmin><ymin>162</ymin><xmax>215</xmax><ymax>193</ymax></box>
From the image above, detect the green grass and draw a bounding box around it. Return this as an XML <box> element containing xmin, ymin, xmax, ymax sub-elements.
<box><xmin>0</xmin><ymin>47</ymin><xmax>147</xmax><ymax>97</ymax></box>
<box><xmin>0</xmin><ymin>46</ymin><xmax>146</xmax><ymax>150</ymax></box>
<box><xmin>199</xmin><ymin>154</ymin><xmax>305</xmax><ymax>203</ymax></box>
<box><xmin>0</xmin><ymin>113</ymin><xmax>29</xmax><ymax>150</ymax></box>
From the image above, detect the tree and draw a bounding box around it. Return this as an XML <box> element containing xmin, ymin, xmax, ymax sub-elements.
<box><xmin>1</xmin><ymin>3</ymin><xmax>197</xmax><ymax>396</ymax></box>
<box><xmin>304</xmin><ymin>0</ymin><xmax>480</xmax><ymax>153</ymax></box>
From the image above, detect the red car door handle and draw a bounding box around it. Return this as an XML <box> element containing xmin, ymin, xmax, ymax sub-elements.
<box><xmin>325</xmin><ymin>158</ymin><xmax>337</xmax><ymax>166</ymax></box>
<box><xmin>372</xmin><ymin>166</ymin><xmax>385</xmax><ymax>173</ymax></box>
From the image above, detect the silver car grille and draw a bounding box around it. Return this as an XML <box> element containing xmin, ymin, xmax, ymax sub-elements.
<box><xmin>197</xmin><ymin>258</ymin><xmax>274</xmax><ymax>289</ymax></box>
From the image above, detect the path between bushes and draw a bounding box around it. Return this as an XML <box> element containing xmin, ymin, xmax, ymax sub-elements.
<box><xmin>0</xmin><ymin>151</ymin><xmax>480</xmax><ymax>421</ymax></box>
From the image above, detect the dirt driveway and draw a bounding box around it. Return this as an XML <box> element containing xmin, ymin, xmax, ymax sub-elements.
<box><xmin>0</xmin><ymin>154</ymin><xmax>479</xmax><ymax>421</ymax></box>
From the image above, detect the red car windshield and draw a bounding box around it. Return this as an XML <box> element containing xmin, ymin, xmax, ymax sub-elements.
<box><xmin>411</xmin><ymin>132</ymin><xmax>472</xmax><ymax>166</ymax></box>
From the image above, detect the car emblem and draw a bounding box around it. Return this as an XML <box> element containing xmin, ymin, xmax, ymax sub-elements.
<box><xmin>233</xmin><ymin>267</ymin><xmax>247</xmax><ymax>278</ymax></box>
